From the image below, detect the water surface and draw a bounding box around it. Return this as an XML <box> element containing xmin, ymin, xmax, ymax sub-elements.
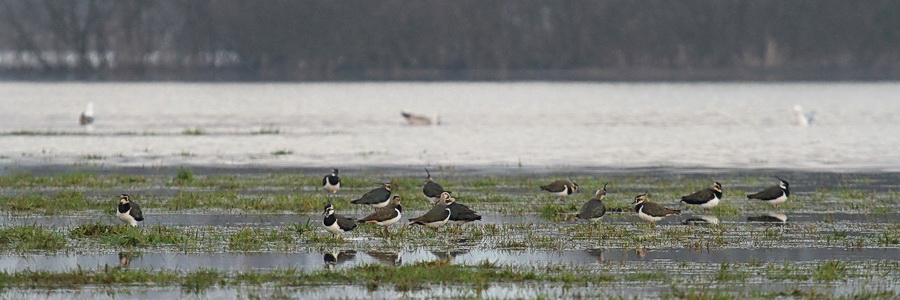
<box><xmin>2</xmin><ymin>82</ymin><xmax>898</xmax><ymax>171</ymax></box>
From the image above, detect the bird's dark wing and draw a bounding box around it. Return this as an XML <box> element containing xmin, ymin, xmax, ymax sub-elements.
<box><xmin>336</xmin><ymin>214</ymin><xmax>357</xmax><ymax>230</ymax></box>
<box><xmin>322</xmin><ymin>176</ymin><xmax>328</xmax><ymax>186</ymax></box>
<box><xmin>423</xmin><ymin>181</ymin><xmax>445</xmax><ymax>198</ymax></box>
<box><xmin>577</xmin><ymin>199</ymin><xmax>606</xmax><ymax>219</ymax></box>
<box><xmin>641</xmin><ymin>202</ymin><xmax>679</xmax><ymax>217</ymax></box>
<box><xmin>540</xmin><ymin>180</ymin><xmax>567</xmax><ymax>193</ymax></box>
<box><xmin>352</xmin><ymin>188</ymin><xmax>390</xmax><ymax>204</ymax></box>
<box><xmin>681</xmin><ymin>188</ymin><xmax>715</xmax><ymax>204</ymax></box>
<box><xmin>129</xmin><ymin>202</ymin><xmax>144</xmax><ymax>221</ymax></box>
<box><xmin>359</xmin><ymin>206</ymin><xmax>398</xmax><ymax>222</ymax></box>
<box><xmin>747</xmin><ymin>186</ymin><xmax>784</xmax><ymax>201</ymax></box>
<box><xmin>410</xmin><ymin>205</ymin><xmax>450</xmax><ymax>223</ymax></box>
<box><xmin>449</xmin><ymin>203</ymin><xmax>481</xmax><ymax>221</ymax></box>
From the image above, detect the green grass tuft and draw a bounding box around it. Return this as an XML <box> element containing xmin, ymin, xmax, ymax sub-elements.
<box><xmin>173</xmin><ymin>167</ymin><xmax>195</xmax><ymax>185</ymax></box>
<box><xmin>0</xmin><ymin>225</ymin><xmax>67</xmax><ymax>251</ymax></box>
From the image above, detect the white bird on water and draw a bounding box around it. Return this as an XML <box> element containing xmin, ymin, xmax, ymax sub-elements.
<box><xmin>80</xmin><ymin>102</ymin><xmax>95</xmax><ymax>131</ymax></box>
<box><xmin>792</xmin><ymin>105</ymin><xmax>815</xmax><ymax>126</ymax></box>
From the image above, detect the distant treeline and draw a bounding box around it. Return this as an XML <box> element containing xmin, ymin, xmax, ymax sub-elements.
<box><xmin>1</xmin><ymin>0</ymin><xmax>898</xmax><ymax>81</ymax></box>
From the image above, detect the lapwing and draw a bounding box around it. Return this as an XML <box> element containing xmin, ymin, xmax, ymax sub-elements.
<box><xmin>351</xmin><ymin>183</ymin><xmax>392</xmax><ymax>209</ymax></box>
<box><xmin>423</xmin><ymin>168</ymin><xmax>449</xmax><ymax>204</ymax></box>
<box><xmin>680</xmin><ymin>181</ymin><xmax>723</xmax><ymax>210</ymax></box>
<box><xmin>116</xmin><ymin>194</ymin><xmax>144</xmax><ymax>227</ymax></box>
<box><xmin>792</xmin><ymin>105</ymin><xmax>816</xmax><ymax>126</ymax></box>
<box><xmin>540</xmin><ymin>179</ymin><xmax>580</xmax><ymax>201</ymax></box>
<box><xmin>576</xmin><ymin>184</ymin><xmax>608</xmax><ymax>222</ymax></box>
<box><xmin>322</xmin><ymin>169</ymin><xmax>341</xmax><ymax>196</ymax></box>
<box><xmin>746</xmin><ymin>177</ymin><xmax>790</xmax><ymax>208</ymax></box>
<box><xmin>401</xmin><ymin>110</ymin><xmax>440</xmax><ymax>126</ymax></box>
<box><xmin>408</xmin><ymin>196</ymin><xmax>452</xmax><ymax>229</ymax></box>
<box><xmin>79</xmin><ymin>102</ymin><xmax>95</xmax><ymax>126</ymax></box>
<box><xmin>358</xmin><ymin>196</ymin><xmax>403</xmax><ymax>234</ymax></box>
<box><xmin>444</xmin><ymin>192</ymin><xmax>482</xmax><ymax>225</ymax></box>
<box><xmin>632</xmin><ymin>194</ymin><xmax>680</xmax><ymax>225</ymax></box>
<box><xmin>322</xmin><ymin>204</ymin><xmax>357</xmax><ymax>237</ymax></box>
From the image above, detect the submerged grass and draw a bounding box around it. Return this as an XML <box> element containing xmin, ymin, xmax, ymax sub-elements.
<box><xmin>0</xmin><ymin>171</ymin><xmax>895</xmax><ymax>218</ymax></box>
<box><xmin>0</xmin><ymin>260</ymin><xmax>615</xmax><ymax>291</ymax></box>
<box><xmin>0</xmin><ymin>190</ymin><xmax>99</xmax><ymax>214</ymax></box>
<box><xmin>69</xmin><ymin>222</ymin><xmax>186</xmax><ymax>248</ymax></box>
<box><xmin>227</xmin><ymin>227</ymin><xmax>298</xmax><ymax>251</ymax></box>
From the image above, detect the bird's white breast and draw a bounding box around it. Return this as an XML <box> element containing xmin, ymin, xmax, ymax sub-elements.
<box><xmin>116</xmin><ymin>210</ymin><xmax>137</xmax><ymax>226</ymax></box>
<box><xmin>323</xmin><ymin>220</ymin><xmax>343</xmax><ymax>234</ymax></box>
<box><xmin>637</xmin><ymin>207</ymin><xmax>664</xmax><ymax>222</ymax></box>
<box><xmin>699</xmin><ymin>196</ymin><xmax>720</xmax><ymax>209</ymax></box>
<box><xmin>374</xmin><ymin>210</ymin><xmax>401</xmax><ymax>226</ymax></box>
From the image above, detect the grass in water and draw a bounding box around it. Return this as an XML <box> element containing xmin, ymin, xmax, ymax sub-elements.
<box><xmin>0</xmin><ymin>225</ymin><xmax>67</xmax><ymax>251</ymax></box>
<box><xmin>173</xmin><ymin>167</ymin><xmax>195</xmax><ymax>185</ymax></box>
<box><xmin>271</xmin><ymin>149</ymin><xmax>294</xmax><ymax>156</ymax></box>
<box><xmin>70</xmin><ymin>222</ymin><xmax>186</xmax><ymax>248</ymax></box>
<box><xmin>0</xmin><ymin>190</ymin><xmax>101</xmax><ymax>214</ymax></box>
<box><xmin>181</xmin><ymin>128</ymin><xmax>205</xmax><ymax>135</ymax></box>
<box><xmin>228</xmin><ymin>227</ymin><xmax>298</xmax><ymax>251</ymax></box>
<box><xmin>252</xmin><ymin>127</ymin><xmax>281</xmax><ymax>135</ymax></box>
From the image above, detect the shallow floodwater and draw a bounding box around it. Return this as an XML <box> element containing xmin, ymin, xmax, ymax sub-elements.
<box><xmin>1</xmin><ymin>248</ymin><xmax>894</xmax><ymax>273</ymax></box>
<box><xmin>1</xmin><ymin>82</ymin><xmax>899</xmax><ymax>171</ymax></box>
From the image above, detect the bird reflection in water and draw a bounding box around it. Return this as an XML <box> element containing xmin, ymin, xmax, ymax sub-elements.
<box><xmin>323</xmin><ymin>250</ymin><xmax>357</xmax><ymax>270</ymax></box>
<box><xmin>365</xmin><ymin>251</ymin><xmax>402</xmax><ymax>266</ymax></box>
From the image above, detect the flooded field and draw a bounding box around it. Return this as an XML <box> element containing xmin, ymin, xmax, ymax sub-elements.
<box><xmin>1</xmin><ymin>82</ymin><xmax>897</xmax><ymax>298</ymax></box>
<box><xmin>0</xmin><ymin>168</ymin><xmax>897</xmax><ymax>299</ymax></box>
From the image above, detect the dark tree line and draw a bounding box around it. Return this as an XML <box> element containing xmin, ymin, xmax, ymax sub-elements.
<box><xmin>1</xmin><ymin>0</ymin><xmax>898</xmax><ymax>81</ymax></box>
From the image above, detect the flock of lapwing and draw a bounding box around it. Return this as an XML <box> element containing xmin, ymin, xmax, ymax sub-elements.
<box><xmin>313</xmin><ymin>169</ymin><xmax>793</xmax><ymax>236</ymax></box>
<box><xmin>111</xmin><ymin>168</ymin><xmax>792</xmax><ymax>233</ymax></box>
<box><xmin>323</xmin><ymin>169</ymin><xmax>483</xmax><ymax>237</ymax></box>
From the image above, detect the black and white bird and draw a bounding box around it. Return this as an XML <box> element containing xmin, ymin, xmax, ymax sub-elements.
<box><xmin>792</xmin><ymin>105</ymin><xmax>816</xmax><ymax>126</ymax></box>
<box><xmin>540</xmin><ymin>179</ymin><xmax>580</xmax><ymax>201</ymax></box>
<box><xmin>351</xmin><ymin>183</ymin><xmax>392</xmax><ymax>209</ymax></box>
<box><xmin>445</xmin><ymin>192</ymin><xmax>482</xmax><ymax>225</ymax></box>
<box><xmin>358</xmin><ymin>196</ymin><xmax>403</xmax><ymax>234</ymax></box>
<box><xmin>408</xmin><ymin>196</ymin><xmax>452</xmax><ymax>229</ymax></box>
<box><xmin>322</xmin><ymin>204</ymin><xmax>357</xmax><ymax>237</ymax></box>
<box><xmin>322</xmin><ymin>169</ymin><xmax>341</xmax><ymax>196</ymax></box>
<box><xmin>680</xmin><ymin>181</ymin><xmax>723</xmax><ymax>210</ymax></box>
<box><xmin>746</xmin><ymin>177</ymin><xmax>790</xmax><ymax>208</ymax></box>
<box><xmin>116</xmin><ymin>194</ymin><xmax>144</xmax><ymax>227</ymax></box>
<box><xmin>632</xmin><ymin>194</ymin><xmax>680</xmax><ymax>225</ymax></box>
<box><xmin>423</xmin><ymin>168</ymin><xmax>448</xmax><ymax>204</ymax></box>
<box><xmin>576</xmin><ymin>184</ymin><xmax>608</xmax><ymax>222</ymax></box>
<box><xmin>401</xmin><ymin>110</ymin><xmax>440</xmax><ymax>126</ymax></box>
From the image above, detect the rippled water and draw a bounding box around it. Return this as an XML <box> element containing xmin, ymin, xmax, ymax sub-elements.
<box><xmin>2</xmin><ymin>82</ymin><xmax>898</xmax><ymax>171</ymax></box>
